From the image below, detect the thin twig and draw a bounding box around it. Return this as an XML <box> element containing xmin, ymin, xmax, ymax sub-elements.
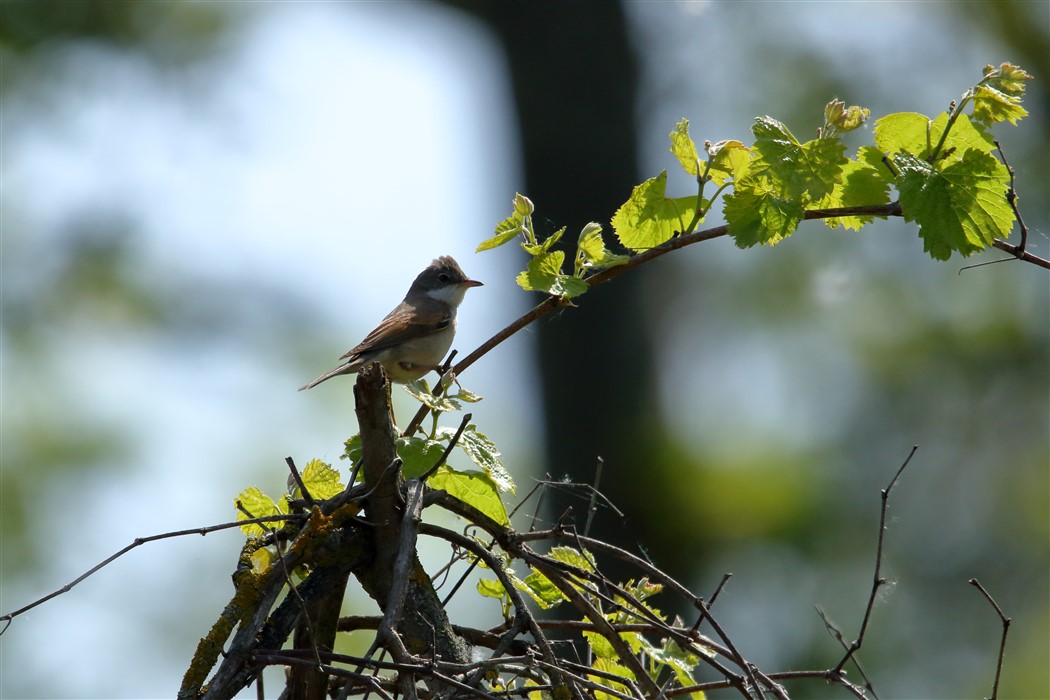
<box><xmin>689</xmin><ymin>573</ymin><xmax>733</xmax><ymax>636</ymax></box>
<box><xmin>285</xmin><ymin>456</ymin><xmax>315</xmax><ymax>507</ymax></box>
<box><xmin>816</xmin><ymin>606</ymin><xmax>876</xmax><ymax>697</ymax></box>
<box><xmin>419</xmin><ymin>412</ymin><xmax>473</xmax><ymax>481</ymax></box>
<box><xmin>709</xmin><ymin>573</ymin><xmax>732</xmax><ymax>607</ymax></box>
<box><xmin>583</xmin><ymin>456</ymin><xmax>603</xmax><ymax>538</ymax></box>
<box><xmin>833</xmin><ymin>445</ymin><xmax>919</xmax><ymax>679</ymax></box>
<box><xmin>990</xmin><ymin>239</ymin><xmax>1049</xmax><ymax>269</ymax></box>
<box><xmin>419</xmin><ymin>523</ymin><xmax>583</xmax><ymax>698</ymax></box>
<box><xmin>969</xmin><ymin>578</ymin><xmax>1011</xmax><ymax>700</ymax></box>
<box><xmin>0</xmin><ymin>514</ymin><xmax>305</xmax><ymax>628</ymax></box>
<box><xmin>401</xmin><ymin>351</ymin><xmax>457</xmax><ymax>436</ymax></box>
<box><xmin>270</xmin><ymin>521</ymin><xmax>324</xmax><ymax>672</ymax></box>
<box><xmin>995</xmin><ymin>140</ymin><xmax>1026</xmax><ymax>253</ymax></box>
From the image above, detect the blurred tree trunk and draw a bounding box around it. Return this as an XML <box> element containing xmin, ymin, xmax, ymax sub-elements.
<box><xmin>449</xmin><ymin>1</ymin><xmax>675</xmax><ymax>579</ymax></box>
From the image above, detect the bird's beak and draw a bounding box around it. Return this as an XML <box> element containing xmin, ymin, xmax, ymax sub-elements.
<box><xmin>462</xmin><ymin>278</ymin><xmax>484</xmax><ymax>288</ymax></box>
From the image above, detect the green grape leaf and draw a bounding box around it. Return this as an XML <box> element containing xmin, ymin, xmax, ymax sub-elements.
<box><xmin>817</xmin><ymin>147</ymin><xmax>893</xmax><ymax>230</ymax></box>
<box><xmin>548</xmin><ymin>545</ymin><xmax>596</xmax><ymax>572</ymax></box>
<box><xmin>451</xmin><ymin>387</ymin><xmax>483</xmax><ymax>404</ymax></box>
<box><xmin>723</xmin><ymin>182</ymin><xmax>805</xmax><ymax>247</ymax></box>
<box><xmin>649</xmin><ymin>637</ymin><xmax>709</xmax><ymax>699</ymax></box>
<box><xmin>622</xmin><ymin>576</ymin><xmax>663</xmax><ymax>605</ymax></box>
<box><xmin>250</xmin><ymin>547</ymin><xmax>276</xmax><ymax>575</ymax></box>
<box><xmin>589</xmin><ymin>657</ymin><xmax>635</xmax><ymax>699</ymax></box>
<box><xmin>547</xmin><ymin>274</ymin><xmax>589</xmax><ymax>298</ymax></box>
<box><xmin>457</xmin><ymin>424</ymin><xmax>515</xmax><ymax>493</ymax></box>
<box><xmin>396</xmin><ymin>435</ymin><xmax>447</xmax><ymax>479</ymax></box>
<box><xmin>873</xmin><ymin>111</ymin><xmax>930</xmax><ymax>156</ymax></box>
<box><xmin>521</xmin><ymin>226</ymin><xmax>564</xmax><ymax>256</ymax></box>
<box><xmin>648</xmin><ymin>636</ymin><xmax>701</xmax><ymax>671</ymax></box>
<box><xmin>932</xmin><ymin>113</ymin><xmax>995</xmax><ymax>158</ymax></box>
<box><xmin>972</xmin><ymin>62</ymin><xmax>1032</xmax><ymax>126</ymax></box>
<box><xmin>796</xmin><ymin>138</ymin><xmax>847</xmax><ymax>199</ymax></box>
<box><xmin>612</xmin><ymin>171</ymin><xmax>699</xmax><ymax>252</ymax></box>
<box><xmin>477</xmin><ymin>193</ymin><xmax>534</xmax><ymax>251</ymax></box>
<box><xmin>429</xmin><ymin>465</ymin><xmax>509</xmax><ymax>526</ymax></box>
<box><xmin>516</xmin><ymin>250</ymin><xmax>589</xmax><ymax>298</ymax></box>
<box><xmin>670</xmin><ymin>118</ymin><xmax>700</xmax><ymax>176</ymax></box>
<box><xmin>583</xmin><ymin>630</ymin><xmax>618</xmax><ymax>660</ymax></box>
<box><xmin>874</xmin><ymin>112</ymin><xmax>994</xmax><ymax>162</ymax></box>
<box><xmin>476</xmin><ymin>577</ymin><xmax>507</xmax><ymax>600</ymax></box>
<box><xmin>475</xmin><ymin>224</ymin><xmax>520</xmax><ymax>252</ymax></box>
<box><xmin>824</xmin><ymin>99</ymin><xmax>870</xmax><ymax>133</ymax></box>
<box><xmin>403</xmin><ymin>378</ymin><xmax>460</xmax><ymax>412</ymax></box>
<box><xmin>236</xmin><ymin>488</ymin><xmax>287</xmax><ymax>537</ymax></box>
<box><xmin>749</xmin><ymin>117</ymin><xmax>845</xmax><ymax>201</ymax></box>
<box><xmin>577</xmin><ymin>222</ymin><xmax>629</xmax><ymax>272</ymax></box>
<box><xmin>343</xmin><ymin>434</ymin><xmax>362</xmax><ymax>463</ymax></box>
<box><xmin>894</xmin><ymin>149</ymin><xmax>1013</xmax><ymax>260</ymax></box>
<box><xmin>705</xmin><ymin>139</ymin><xmax>751</xmax><ymax>186</ymax></box>
<box><xmin>299</xmin><ymin>459</ymin><xmax>344</xmax><ymax>500</ymax></box>
<box><xmin>752</xmin><ymin>114</ymin><xmax>798</xmax><ymax>143</ymax></box>
<box><xmin>577</xmin><ymin>222</ymin><xmax>606</xmax><ymax>260</ymax></box>
<box><xmin>971</xmin><ymin>84</ymin><xmax>1029</xmax><ymax>127</ymax></box>
<box><xmin>519</xmin><ymin>569</ymin><xmax>566</xmax><ymax>608</ymax></box>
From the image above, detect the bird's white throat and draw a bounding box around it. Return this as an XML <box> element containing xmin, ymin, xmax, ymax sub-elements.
<box><xmin>426</xmin><ymin>284</ymin><xmax>469</xmax><ymax>308</ymax></box>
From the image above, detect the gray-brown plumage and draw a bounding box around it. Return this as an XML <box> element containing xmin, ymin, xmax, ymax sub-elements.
<box><xmin>299</xmin><ymin>256</ymin><xmax>481</xmax><ymax>390</ymax></box>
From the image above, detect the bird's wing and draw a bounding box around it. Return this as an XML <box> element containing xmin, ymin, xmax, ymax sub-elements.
<box><xmin>339</xmin><ymin>300</ymin><xmax>453</xmax><ymax>360</ymax></box>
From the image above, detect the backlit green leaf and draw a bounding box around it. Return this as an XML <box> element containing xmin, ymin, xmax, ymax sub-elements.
<box><xmin>343</xmin><ymin>434</ymin><xmax>362</xmax><ymax>463</ymax></box>
<box><xmin>874</xmin><ymin>112</ymin><xmax>993</xmax><ymax>163</ymax></box>
<box><xmin>972</xmin><ymin>62</ymin><xmax>1031</xmax><ymax>126</ymax></box>
<box><xmin>520</xmin><ymin>569</ymin><xmax>566</xmax><ymax>608</ymax></box>
<box><xmin>589</xmin><ymin>657</ymin><xmax>634</xmax><ymax>700</ymax></box>
<box><xmin>548</xmin><ymin>545</ymin><xmax>596</xmax><ymax>572</ymax></box>
<box><xmin>749</xmin><ymin>120</ymin><xmax>845</xmax><ymax>201</ymax></box>
<box><xmin>516</xmin><ymin>251</ymin><xmax>589</xmax><ymax>298</ymax></box>
<box><xmin>250</xmin><ymin>547</ymin><xmax>276</xmax><ymax>575</ymax></box>
<box><xmin>705</xmin><ymin>139</ymin><xmax>750</xmax><ymax>186</ymax></box>
<box><xmin>403</xmin><ymin>379</ymin><xmax>460</xmax><ymax>412</ymax></box>
<box><xmin>723</xmin><ymin>183</ymin><xmax>805</xmax><ymax>247</ymax></box>
<box><xmin>577</xmin><ymin>222</ymin><xmax>606</xmax><ymax>260</ymax></box>
<box><xmin>429</xmin><ymin>465</ymin><xmax>509</xmax><ymax>526</ymax></box>
<box><xmin>612</xmin><ymin>171</ymin><xmax>698</xmax><ymax>252</ymax></box>
<box><xmin>396</xmin><ymin>435</ymin><xmax>447</xmax><ymax>479</ymax></box>
<box><xmin>577</xmin><ymin>222</ymin><xmax>629</xmax><ymax>273</ymax></box>
<box><xmin>477</xmin><ymin>193</ymin><xmax>533</xmax><ymax>251</ymax></box>
<box><xmin>824</xmin><ymin>99</ymin><xmax>869</xmax><ymax>133</ymax></box>
<box><xmin>583</xmin><ymin>630</ymin><xmax>617</xmax><ymax>659</ymax></box>
<box><xmin>895</xmin><ymin>149</ymin><xmax>1013</xmax><ymax>259</ymax></box>
<box><xmin>670</xmin><ymin>118</ymin><xmax>700</xmax><ymax>176</ymax></box>
<box><xmin>476</xmin><ymin>577</ymin><xmax>507</xmax><ymax>600</ymax></box>
<box><xmin>521</xmin><ymin>226</ymin><xmax>564</xmax><ymax>256</ymax></box>
<box><xmin>817</xmin><ymin>147</ymin><xmax>892</xmax><ymax>230</ymax></box>
<box><xmin>300</xmin><ymin>459</ymin><xmax>344</xmax><ymax>500</ymax></box>
<box><xmin>236</xmin><ymin>487</ymin><xmax>286</xmax><ymax>537</ymax></box>
<box><xmin>458</xmin><ymin>425</ymin><xmax>515</xmax><ymax>493</ymax></box>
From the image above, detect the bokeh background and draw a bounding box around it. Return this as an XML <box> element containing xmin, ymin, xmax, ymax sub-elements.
<box><xmin>1</xmin><ymin>2</ymin><xmax>1046</xmax><ymax>698</ymax></box>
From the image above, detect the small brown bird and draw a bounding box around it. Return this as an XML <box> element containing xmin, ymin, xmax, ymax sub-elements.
<box><xmin>299</xmin><ymin>256</ymin><xmax>482</xmax><ymax>390</ymax></box>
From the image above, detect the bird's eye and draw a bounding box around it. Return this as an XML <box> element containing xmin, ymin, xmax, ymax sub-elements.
<box><xmin>438</xmin><ymin>273</ymin><xmax>451</xmax><ymax>283</ymax></box>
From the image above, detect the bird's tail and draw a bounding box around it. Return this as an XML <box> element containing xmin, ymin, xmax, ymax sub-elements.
<box><xmin>298</xmin><ymin>363</ymin><xmax>354</xmax><ymax>391</ymax></box>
